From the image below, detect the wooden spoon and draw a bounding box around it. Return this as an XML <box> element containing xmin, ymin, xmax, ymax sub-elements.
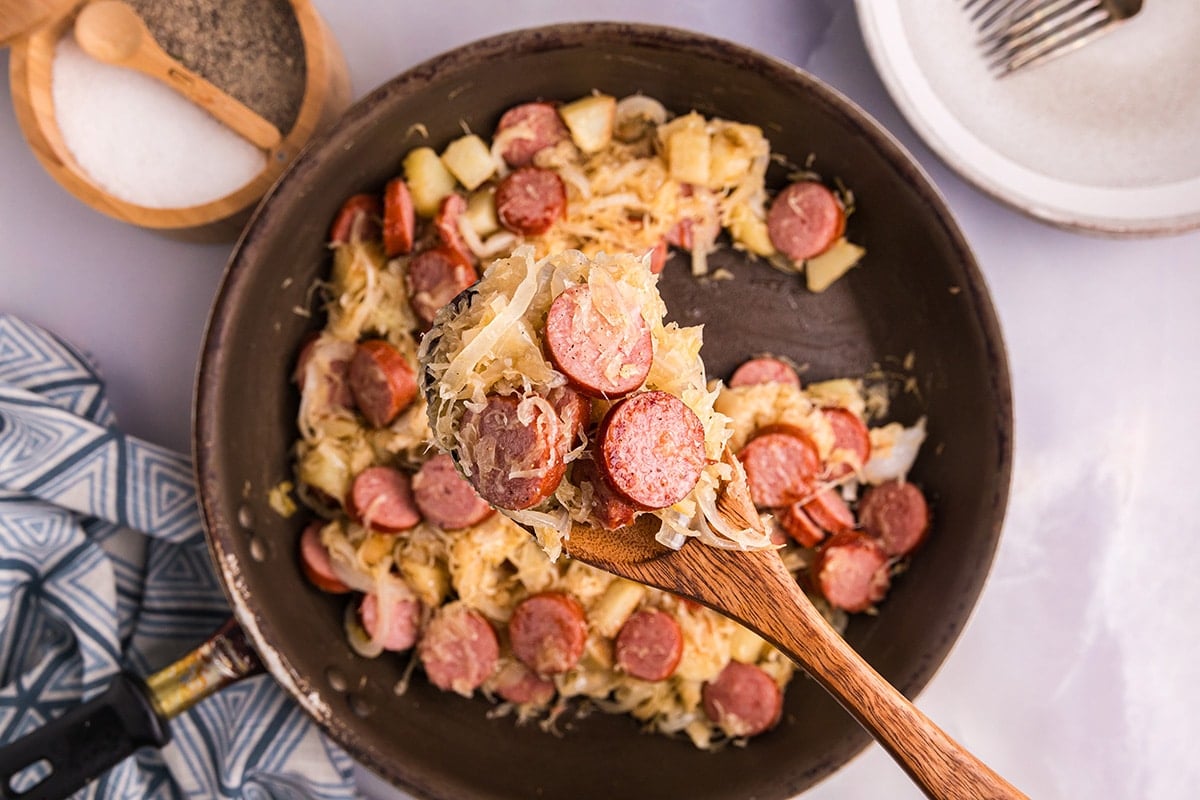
<box><xmin>73</xmin><ymin>0</ymin><xmax>282</xmax><ymax>150</ymax></box>
<box><xmin>563</xmin><ymin>452</ymin><xmax>1027</xmax><ymax>800</ymax></box>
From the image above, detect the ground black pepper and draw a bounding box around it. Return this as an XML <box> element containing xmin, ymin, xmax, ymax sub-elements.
<box><xmin>126</xmin><ymin>0</ymin><xmax>306</xmax><ymax>134</ymax></box>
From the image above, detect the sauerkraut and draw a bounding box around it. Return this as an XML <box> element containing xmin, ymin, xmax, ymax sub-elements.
<box><xmin>282</xmin><ymin>91</ymin><xmax>916</xmax><ymax>753</ymax></box>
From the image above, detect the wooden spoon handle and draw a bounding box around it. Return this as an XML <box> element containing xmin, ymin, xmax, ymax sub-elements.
<box><xmin>131</xmin><ymin>47</ymin><xmax>282</xmax><ymax>150</ymax></box>
<box><xmin>745</xmin><ymin>552</ymin><xmax>1026</xmax><ymax>800</ymax></box>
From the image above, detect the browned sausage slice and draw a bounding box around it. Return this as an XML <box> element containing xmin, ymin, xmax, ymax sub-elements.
<box><xmin>813</xmin><ymin>531</ymin><xmax>891</xmax><ymax>613</ymax></box>
<box><xmin>549</xmin><ymin>384</ymin><xmax>591</xmax><ymax>444</ymax></box>
<box><xmin>858</xmin><ymin>480</ymin><xmax>930</xmax><ymax>557</ymax></box>
<box><xmin>615</xmin><ymin>609</ymin><xmax>684</xmax><ymax>681</ymax></box>
<box><xmin>822</xmin><ymin>407</ymin><xmax>871</xmax><ymax>480</ymax></box>
<box><xmin>496</xmin><ymin>101</ymin><xmax>569</xmax><ymax>167</ymax></box>
<box><xmin>460</xmin><ymin>393</ymin><xmax>568</xmax><ymax>511</ymax></box>
<box><xmin>348</xmin><ymin>466</ymin><xmax>421</xmax><ymax>532</ymax></box>
<box><xmin>597</xmin><ymin>391</ymin><xmax>707</xmax><ymax>510</ymax></box>
<box><xmin>543</xmin><ymin>284</ymin><xmax>653</xmax><ymax>398</ymax></box>
<box><xmin>495</xmin><ymin>167</ymin><xmax>567</xmax><ymax>236</ymax></box>
<box><xmin>508</xmin><ymin>591</ymin><xmax>588</xmax><ymax>676</ymax></box>
<box><xmin>766</xmin><ymin>181</ymin><xmax>845</xmax><ymax>261</ymax></box>
<box><xmin>293</xmin><ymin>335</ymin><xmax>355</xmax><ymax>410</ymax></box>
<box><xmin>383</xmin><ymin>177</ymin><xmax>416</xmax><ymax>257</ymax></box>
<box><xmin>433</xmin><ymin>192</ymin><xmax>474</xmax><ymax>264</ymax></box>
<box><xmin>801</xmin><ymin>487</ymin><xmax>856</xmax><ymax>535</ymax></box>
<box><xmin>776</xmin><ymin>502</ymin><xmax>825</xmax><ymax>548</ymax></box>
<box><xmin>492</xmin><ymin>661</ymin><xmax>556</xmax><ymax>706</ymax></box>
<box><xmin>647</xmin><ymin>239</ymin><xmax>668</xmax><ymax>275</ymax></box>
<box><xmin>738</xmin><ymin>425</ymin><xmax>820</xmax><ymax>508</ymax></box>
<box><xmin>702</xmin><ymin>661</ymin><xmax>783</xmax><ymax>738</ymax></box>
<box><xmin>298</xmin><ymin>521</ymin><xmax>350</xmax><ymax>593</ymax></box>
<box><xmin>359</xmin><ymin>592</ymin><xmax>421</xmax><ymax>651</ymax></box>
<box><xmin>418</xmin><ymin>602</ymin><xmax>500</xmax><ymax>696</ymax></box>
<box><xmin>412</xmin><ymin>453</ymin><xmax>494</xmax><ymax>530</ymax></box>
<box><xmin>571</xmin><ymin>455</ymin><xmax>638</xmax><ymax>531</ymax></box>
<box><xmin>348</xmin><ymin>339</ymin><xmax>417</xmax><ymax>428</ymax></box>
<box><xmin>728</xmin><ymin>357</ymin><xmax>801</xmax><ymax>389</ymax></box>
<box><xmin>329</xmin><ymin>193</ymin><xmax>381</xmax><ymax>245</ymax></box>
<box><xmin>406</xmin><ymin>246</ymin><xmax>478</xmax><ymax>326</ymax></box>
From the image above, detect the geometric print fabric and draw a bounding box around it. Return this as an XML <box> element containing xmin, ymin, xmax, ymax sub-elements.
<box><xmin>0</xmin><ymin>315</ymin><xmax>355</xmax><ymax>799</ymax></box>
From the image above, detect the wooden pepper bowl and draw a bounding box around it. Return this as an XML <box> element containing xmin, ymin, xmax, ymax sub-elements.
<box><xmin>7</xmin><ymin>0</ymin><xmax>351</xmax><ymax>241</ymax></box>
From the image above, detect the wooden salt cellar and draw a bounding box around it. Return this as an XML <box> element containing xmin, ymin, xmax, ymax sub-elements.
<box><xmin>4</xmin><ymin>0</ymin><xmax>351</xmax><ymax>241</ymax></box>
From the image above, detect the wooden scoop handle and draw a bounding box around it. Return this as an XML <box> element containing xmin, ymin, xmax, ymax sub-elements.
<box><xmin>74</xmin><ymin>0</ymin><xmax>282</xmax><ymax>150</ymax></box>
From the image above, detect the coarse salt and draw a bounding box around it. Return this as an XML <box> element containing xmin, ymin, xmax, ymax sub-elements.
<box><xmin>52</xmin><ymin>32</ymin><xmax>267</xmax><ymax>209</ymax></box>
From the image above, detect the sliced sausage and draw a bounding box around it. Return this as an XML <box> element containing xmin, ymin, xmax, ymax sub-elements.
<box><xmin>543</xmin><ymin>284</ymin><xmax>653</xmax><ymax>398</ymax></box>
<box><xmin>702</xmin><ymin>661</ymin><xmax>783</xmax><ymax>738</ymax></box>
<box><xmin>801</xmin><ymin>487</ymin><xmax>856</xmax><ymax>535</ymax></box>
<box><xmin>813</xmin><ymin>531</ymin><xmax>891</xmax><ymax>613</ymax></box>
<box><xmin>383</xmin><ymin>177</ymin><xmax>416</xmax><ymax>257</ymax></box>
<box><xmin>615</xmin><ymin>609</ymin><xmax>684</xmax><ymax>682</ymax></box>
<box><xmin>738</xmin><ymin>425</ymin><xmax>821</xmax><ymax>508</ymax></box>
<box><xmin>822</xmin><ymin>407</ymin><xmax>871</xmax><ymax>480</ymax></box>
<box><xmin>666</xmin><ymin>184</ymin><xmax>720</xmax><ymax>252</ymax></box>
<box><xmin>298</xmin><ymin>521</ymin><xmax>350</xmax><ymax>593</ymax></box>
<box><xmin>572</xmin><ymin>455</ymin><xmax>638</xmax><ymax>531</ymax></box>
<box><xmin>766</xmin><ymin>181</ymin><xmax>845</xmax><ymax>262</ymax></box>
<box><xmin>647</xmin><ymin>239</ymin><xmax>668</xmax><ymax>275</ymax></box>
<box><xmin>460</xmin><ymin>393</ymin><xmax>569</xmax><ymax>511</ymax></box>
<box><xmin>776</xmin><ymin>502</ymin><xmax>826</xmax><ymax>548</ymax></box>
<box><xmin>508</xmin><ymin>591</ymin><xmax>588</xmax><ymax>676</ymax></box>
<box><xmin>433</xmin><ymin>192</ymin><xmax>473</xmax><ymax>264</ymax></box>
<box><xmin>412</xmin><ymin>453</ymin><xmax>494</xmax><ymax>530</ymax></box>
<box><xmin>406</xmin><ymin>246</ymin><xmax>478</xmax><ymax>326</ymax></box>
<box><xmin>549</xmin><ymin>384</ymin><xmax>591</xmax><ymax>446</ymax></box>
<box><xmin>348</xmin><ymin>339</ymin><xmax>417</xmax><ymax>428</ymax></box>
<box><xmin>293</xmin><ymin>335</ymin><xmax>355</xmax><ymax>410</ymax></box>
<box><xmin>597</xmin><ymin>391</ymin><xmax>707</xmax><ymax>510</ymax></box>
<box><xmin>492</xmin><ymin>661</ymin><xmax>556</xmax><ymax>706</ymax></box>
<box><xmin>348</xmin><ymin>466</ymin><xmax>421</xmax><ymax>533</ymax></box>
<box><xmin>496</xmin><ymin>101</ymin><xmax>569</xmax><ymax>167</ymax></box>
<box><xmin>728</xmin><ymin>357</ymin><xmax>801</xmax><ymax>389</ymax></box>
<box><xmin>858</xmin><ymin>480</ymin><xmax>930</xmax><ymax>557</ymax></box>
<box><xmin>418</xmin><ymin>602</ymin><xmax>500</xmax><ymax>696</ymax></box>
<box><xmin>359</xmin><ymin>592</ymin><xmax>421</xmax><ymax>651</ymax></box>
<box><xmin>495</xmin><ymin>167</ymin><xmax>567</xmax><ymax>236</ymax></box>
<box><xmin>329</xmin><ymin>193</ymin><xmax>381</xmax><ymax>245</ymax></box>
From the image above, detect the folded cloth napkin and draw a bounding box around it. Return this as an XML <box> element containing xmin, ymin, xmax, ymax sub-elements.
<box><xmin>0</xmin><ymin>315</ymin><xmax>356</xmax><ymax>799</ymax></box>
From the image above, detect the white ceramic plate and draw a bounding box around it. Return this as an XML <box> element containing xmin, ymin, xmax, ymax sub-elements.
<box><xmin>855</xmin><ymin>0</ymin><xmax>1200</xmax><ymax>236</ymax></box>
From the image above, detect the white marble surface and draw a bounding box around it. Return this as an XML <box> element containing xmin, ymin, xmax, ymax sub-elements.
<box><xmin>3</xmin><ymin>1</ymin><xmax>1199</xmax><ymax>798</ymax></box>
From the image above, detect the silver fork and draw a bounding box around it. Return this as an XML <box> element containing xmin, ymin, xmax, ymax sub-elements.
<box><xmin>963</xmin><ymin>0</ymin><xmax>1144</xmax><ymax>75</ymax></box>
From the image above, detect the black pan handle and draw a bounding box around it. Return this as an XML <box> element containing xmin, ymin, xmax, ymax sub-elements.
<box><xmin>0</xmin><ymin>619</ymin><xmax>263</xmax><ymax>800</ymax></box>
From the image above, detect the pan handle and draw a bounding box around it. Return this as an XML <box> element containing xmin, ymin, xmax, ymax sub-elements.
<box><xmin>0</xmin><ymin>618</ymin><xmax>264</xmax><ymax>800</ymax></box>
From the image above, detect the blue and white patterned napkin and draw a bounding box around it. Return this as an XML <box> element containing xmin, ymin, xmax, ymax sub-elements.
<box><xmin>0</xmin><ymin>315</ymin><xmax>356</xmax><ymax>799</ymax></box>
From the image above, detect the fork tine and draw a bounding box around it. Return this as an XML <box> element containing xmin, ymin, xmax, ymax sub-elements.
<box><xmin>984</xmin><ymin>0</ymin><xmax>1099</xmax><ymax>44</ymax></box>
<box><xmin>976</xmin><ymin>0</ymin><xmax>1041</xmax><ymax>40</ymax></box>
<box><xmin>968</xmin><ymin>0</ymin><xmax>1019</xmax><ymax>24</ymax></box>
<box><xmin>981</xmin><ymin>0</ymin><xmax>1103</xmax><ymax>57</ymax></box>
<box><xmin>991</xmin><ymin>8</ymin><xmax>1112</xmax><ymax>74</ymax></box>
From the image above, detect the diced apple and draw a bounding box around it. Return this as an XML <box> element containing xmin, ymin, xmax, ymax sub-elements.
<box><xmin>440</xmin><ymin>134</ymin><xmax>496</xmax><ymax>191</ymax></box>
<box><xmin>403</xmin><ymin>146</ymin><xmax>457</xmax><ymax>217</ymax></box>
<box><xmin>805</xmin><ymin>238</ymin><xmax>866</xmax><ymax>293</ymax></box>
<box><xmin>463</xmin><ymin>188</ymin><xmax>499</xmax><ymax>237</ymax></box>
<box><xmin>667</xmin><ymin>125</ymin><xmax>711</xmax><ymax>186</ymax></box>
<box><xmin>559</xmin><ymin>94</ymin><xmax>617</xmax><ymax>154</ymax></box>
<box><xmin>728</xmin><ymin>204</ymin><xmax>775</xmax><ymax>257</ymax></box>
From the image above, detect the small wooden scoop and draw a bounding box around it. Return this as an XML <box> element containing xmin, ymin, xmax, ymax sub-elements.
<box><xmin>563</xmin><ymin>452</ymin><xmax>1027</xmax><ymax>800</ymax></box>
<box><xmin>74</xmin><ymin>0</ymin><xmax>282</xmax><ymax>150</ymax></box>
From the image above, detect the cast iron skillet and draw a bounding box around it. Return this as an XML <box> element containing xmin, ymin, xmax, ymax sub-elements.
<box><xmin>0</xmin><ymin>23</ymin><xmax>1013</xmax><ymax>800</ymax></box>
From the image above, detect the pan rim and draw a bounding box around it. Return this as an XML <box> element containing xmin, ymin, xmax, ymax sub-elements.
<box><xmin>193</xmin><ymin>19</ymin><xmax>1014</xmax><ymax>799</ymax></box>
